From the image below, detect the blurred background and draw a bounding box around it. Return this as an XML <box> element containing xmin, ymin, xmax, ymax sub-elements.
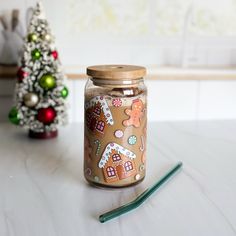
<box><xmin>1</xmin><ymin>0</ymin><xmax>236</xmax><ymax>122</ymax></box>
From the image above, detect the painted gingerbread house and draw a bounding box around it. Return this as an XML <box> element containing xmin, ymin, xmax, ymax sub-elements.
<box><xmin>98</xmin><ymin>142</ymin><xmax>137</xmax><ymax>183</ymax></box>
<box><xmin>85</xmin><ymin>96</ymin><xmax>114</xmax><ymax>135</ymax></box>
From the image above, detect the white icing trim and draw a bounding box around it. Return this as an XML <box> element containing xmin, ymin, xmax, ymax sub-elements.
<box><xmin>85</xmin><ymin>96</ymin><xmax>114</xmax><ymax>125</ymax></box>
<box><xmin>98</xmin><ymin>142</ymin><xmax>136</xmax><ymax>168</ymax></box>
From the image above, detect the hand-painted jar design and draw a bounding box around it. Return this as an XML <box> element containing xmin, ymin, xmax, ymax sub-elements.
<box><xmin>84</xmin><ymin>65</ymin><xmax>147</xmax><ymax>188</ymax></box>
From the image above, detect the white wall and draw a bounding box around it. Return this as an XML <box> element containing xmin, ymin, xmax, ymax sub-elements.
<box><xmin>1</xmin><ymin>0</ymin><xmax>236</xmax><ymax>67</ymax></box>
<box><xmin>66</xmin><ymin>79</ymin><xmax>236</xmax><ymax>122</ymax></box>
<box><xmin>3</xmin><ymin>78</ymin><xmax>236</xmax><ymax>123</ymax></box>
<box><xmin>1</xmin><ymin>0</ymin><xmax>236</xmax><ymax>123</ymax></box>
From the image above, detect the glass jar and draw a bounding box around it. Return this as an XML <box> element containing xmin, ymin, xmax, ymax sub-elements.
<box><xmin>84</xmin><ymin>65</ymin><xmax>147</xmax><ymax>188</ymax></box>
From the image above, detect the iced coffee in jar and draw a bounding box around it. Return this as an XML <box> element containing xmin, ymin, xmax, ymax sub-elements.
<box><xmin>84</xmin><ymin>65</ymin><xmax>147</xmax><ymax>188</ymax></box>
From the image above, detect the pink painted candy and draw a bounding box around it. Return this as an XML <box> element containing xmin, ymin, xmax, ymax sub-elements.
<box><xmin>114</xmin><ymin>130</ymin><xmax>124</xmax><ymax>138</ymax></box>
<box><xmin>112</xmin><ymin>98</ymin><xmax>122</xmax><ymax>107</ymax></box>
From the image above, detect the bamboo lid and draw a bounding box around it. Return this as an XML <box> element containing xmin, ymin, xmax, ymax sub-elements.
<box><xmin>87</xmin><ymin>65</ymin><xmax>146</xmax><ymax>80</ymax></box>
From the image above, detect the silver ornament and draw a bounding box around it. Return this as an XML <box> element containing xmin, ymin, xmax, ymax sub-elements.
<box><xmin>23</xmin><ymin>93</ymin><xmax>39</xmax><ymax>108</ymax></box>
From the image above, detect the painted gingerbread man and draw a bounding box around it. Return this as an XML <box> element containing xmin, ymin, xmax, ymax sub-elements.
<box><xmin>123</xmin><ymin>99</ymin><xmax>144</xmax><ymax>128</ymax></box>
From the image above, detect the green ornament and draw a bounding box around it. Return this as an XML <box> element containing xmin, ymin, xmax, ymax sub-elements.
<box><xmin>61</xmin><ymin>86</ymin><xmax>69</xmax><ymax>98</ymax></box>
<box><xmin>31</xmin><ymin>49</ymin><xmax>41</xmax><ymax>60</ymax></box>
<box><xmin>28</xmin><ymin>33</ymin><xmax>38</xmax><ymax>42</ymax></box>
<box><xmin>39</xmin><ymin>74</ymin><xmax>56</xmax><ymax>90</ymax></box>
<box><xmin>8</xmin><ymin>107</ymin><xmax>20</xmax><ymax>125</ymax></box>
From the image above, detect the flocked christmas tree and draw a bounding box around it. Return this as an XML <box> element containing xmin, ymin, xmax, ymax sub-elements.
<box><xmin>8</xmin><ymin>2</ymin><xmax>68</xmax><ymax>139</ymax></box>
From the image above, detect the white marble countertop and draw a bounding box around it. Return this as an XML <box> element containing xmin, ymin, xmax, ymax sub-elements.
<box><xmin>0</xmin><ymin>121</ymin><xmax>236</xmax><ymax>236</ymax></box>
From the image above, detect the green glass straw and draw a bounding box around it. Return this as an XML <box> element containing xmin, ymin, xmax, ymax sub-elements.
<box><xmin>99</xmin><ymin>162</ymin><xmax>183</xmax><ymax>223</ymax></box>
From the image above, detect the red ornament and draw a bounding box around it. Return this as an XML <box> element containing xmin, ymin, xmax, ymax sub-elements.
<box><xmin>51</xmin><ymin>50</ymin><xmax>58</xmax><ymax>60</ymax></box>
<box><xmin>17</xmin><ymin>67</ymin><xmax>28</xmax><ymax>82</ymax></box>
<box><xmin>37</xmin><ymin>107</ymin><xmax>56</xmax><ymax>124</ymax></box>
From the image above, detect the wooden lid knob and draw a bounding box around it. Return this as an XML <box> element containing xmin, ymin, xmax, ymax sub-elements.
<box><xmin>87</xmin><ymin>65</ymin><xmax>146</xmax><ymax>80</ymax></box>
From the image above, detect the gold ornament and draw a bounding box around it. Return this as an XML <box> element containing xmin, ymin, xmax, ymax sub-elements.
<box><xmin>43</xmin><ymin>34</ymin><xmax>51</xmax><ymax>42</ymax></box>
<box><xmin>23</xmin><ymin>93</ymin><xmax>39</xmax><ymax>107</ymax></box>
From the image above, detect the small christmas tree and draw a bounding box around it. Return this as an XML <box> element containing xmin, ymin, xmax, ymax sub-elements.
<box><xmin>8</xmin><ymin>2</ymin><xmax>68</xmax><ymax>139</ymax></box>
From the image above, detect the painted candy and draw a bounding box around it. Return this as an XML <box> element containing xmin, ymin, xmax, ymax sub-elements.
<box><xmin>139</xmin><ymin>164</ymin><xmax>145</xmax><ymax>172</ymax></box>
<box><xmin>135</xmin><ymin>174</ymin><xmax>141</xmax><ymax>180</ymax></box>
<box><xmin>114</xmin><ymin>129</ymin><xmax>124</xmax><ymax>138</ymax></box>
<box><xmin>94</xmin><ymin>139</ymin><xmax>101</xmax><ymax>156</ymax></box>
<box><xmin>128</xmin><ymin>135</ymin><xmax>137</xmax><ymax>145</ymax></box>
<box><xmin>112</xmin><ymin>98</ymin><xmax>122</xmax><ymax>107</ymax></box>
<box><xmin>94</xmin><ymin>176</ymin><xmax>100</xmax><ymax>182</ymax></box>
<box><xmin>85</xmin><ymin>168</ymin><xmax>92</xmax><ymax>176</ymax></box>
<box><xmin>140</xmin><ymin>135</ymin><xmax>145</xmax><ymax>152</ymax></box>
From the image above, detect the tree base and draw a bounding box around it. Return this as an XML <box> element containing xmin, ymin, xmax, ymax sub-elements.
<box><xmin>28</xmin><ymin>130</ymin><xmax>58</xmax><ymax>139</ymax></box>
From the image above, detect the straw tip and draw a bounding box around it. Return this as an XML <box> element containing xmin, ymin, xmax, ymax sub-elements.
<box><xmin>99</xmin><ymin>215</ymin><xmax>106</xmax><ymax>223</ymax></box>
<box><xmin>178</xmin><ymin>161</ymin><xmax>183</xmax><ymax>167</ymax></box>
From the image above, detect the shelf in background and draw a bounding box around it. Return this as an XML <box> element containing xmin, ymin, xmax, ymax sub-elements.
<box><xmin>1</xmin><ymin>65</ymin><xmax>236</xmax><ymax>80</ymax></box>
<box><xmin>0</xmin><ymin>65</ymin><xmax>18</xmax><ymax>79</ymax></box>
<box><xmin>66</xmin><ymin>65</ymin><xmax>236</xmax><ymax>80</ymax></box>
